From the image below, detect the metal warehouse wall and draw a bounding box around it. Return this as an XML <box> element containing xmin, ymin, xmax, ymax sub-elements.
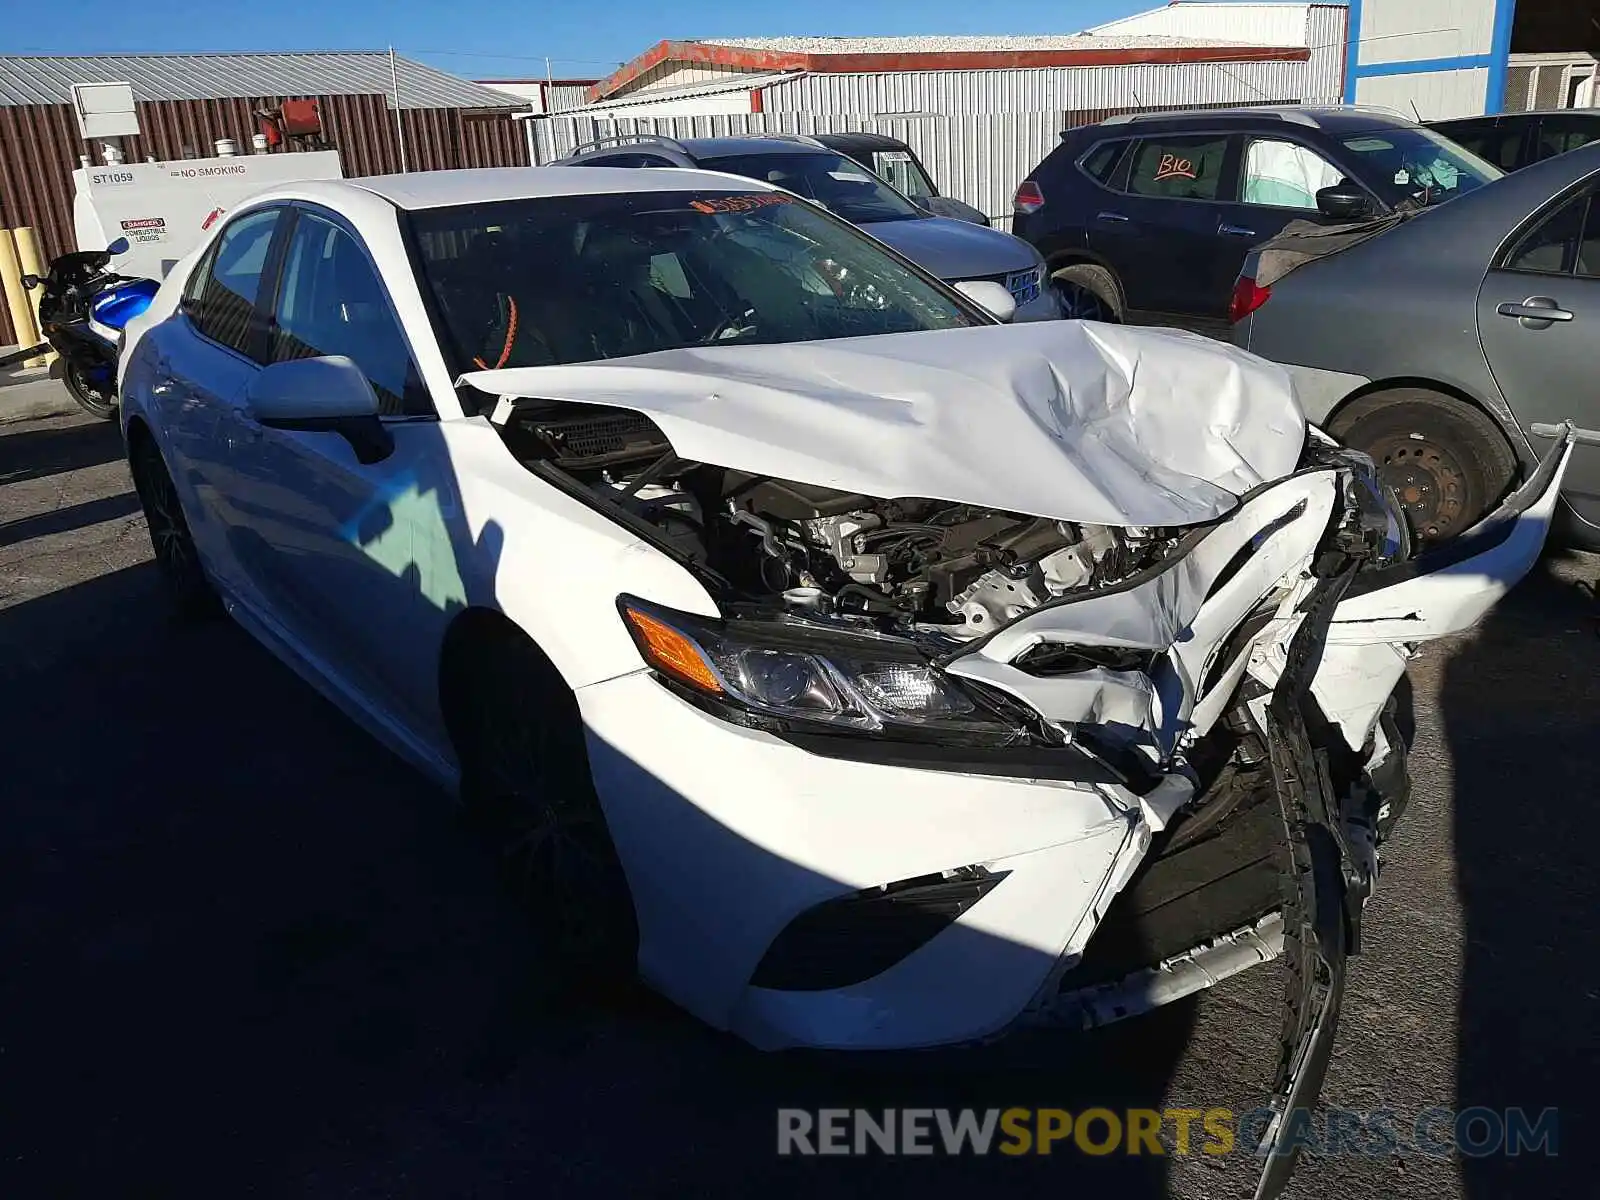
<box><xmin>757</xmin><ymin>59</ymin><xmax>1312</xmax><ymax>114</ymax></box>
<box><xmin>530</xmin><ymin>96</ymin><xmax>1298</xmax><ymax>229</ymax></box>
<box><xmin>1305</xmin><ymin>5</ymin><xmax>1350</xmax><ymax>104</ymax></box>
<box><xmin>1357</xmin><ymin>0</ymin><xmax>1496</xmax><ymax>66</ymax></box>
<box><xmin>1089</xmin><ymin>3</ymin><xmax>1347</xmax><ymax>104</ymax></box>
<box><xmin>1354</xmin><ymin>68</ymin><xmax>1491</xmax><ymax>117</ymax></box>
<box><xmin>0</xmin><ymin>95</ymin><xmax>526</xmax><ymax>343</ymax></box>
<box><xmin>1345</xmin><ymin>0</ymin><xmax>1509</xmax><ymax>118</ymax></box>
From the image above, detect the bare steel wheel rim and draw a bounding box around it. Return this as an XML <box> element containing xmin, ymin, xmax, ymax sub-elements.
<box><xmin>1370</xmin><ymin>434</ymin><xmax>1468</xmax><ymax>542</ymax></box>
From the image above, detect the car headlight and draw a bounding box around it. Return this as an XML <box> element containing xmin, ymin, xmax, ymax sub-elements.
<box><xmin>1347</xmin><ymin>462</ymin><xmax>1413</xmax><ymax>567</ymax></box>
<box><xmin>1303</xmin><ymin>426</ymin><xmax>1413</xmax><ymax>567</ymax></box>
<box><xmin>618</xmin><ymin>596</ymin><xmax>1046</xmax><ymax>748</ymax></box>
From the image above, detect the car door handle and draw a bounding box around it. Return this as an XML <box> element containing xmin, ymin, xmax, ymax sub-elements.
<box><xmin>1218</xmin><ymin>223</ymin><xmax>1257</xmax><ymax>238</ymax></box>
<box><xmin>1497</xmin><ymin>298</ymin><xmax>1574</xmax><ymax>324</ymax></box>
<box><xmin>1095</xmin><ymin>211</ymin><xmax>1131</xmax><ymax>223</ymax></box>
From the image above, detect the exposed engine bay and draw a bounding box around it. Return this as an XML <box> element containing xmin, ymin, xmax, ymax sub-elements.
<box><xmin>505</xmin><ymin>402</ymin><xmax>1181</xmax><ymax>640</ymax></box>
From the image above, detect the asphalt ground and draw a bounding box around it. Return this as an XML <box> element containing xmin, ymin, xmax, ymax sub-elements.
<box><xmin>3</xmin><ymin>407</ymin><xmax>1597</xmax><ymax>1198</ymax></box>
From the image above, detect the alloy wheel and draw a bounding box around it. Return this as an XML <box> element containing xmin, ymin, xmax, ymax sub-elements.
<box><xmin>131</xmin><ymin>437</ymin><xmax>216</xmax><ymax>617</ymax></box>
<box><xmin>1055</xmin><ymin>280</ymin><xmax>1111</xmax><ymax>322</ymax></box>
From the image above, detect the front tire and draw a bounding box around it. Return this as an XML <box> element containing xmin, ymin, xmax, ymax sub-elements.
<box><xmin>63</xmin><ymin>360</ymin><xmax>117</xmax><ymax>421</ymax></box>
<box><xmin>1327</xmin><ymin>389</ymin><xmax>1518</xmax><ymax>543</ymax></box>
<box><xmin>129</xmin><ymin>431</ymin><xmax>220</xmax><ymax>620</ymax></box>
<box><xmin>1051</xmin><ymin>263</ymin><xmax>1123</xmax><ymax>323</ymax></box>
<box><xmin>447</xmin><ymin>630</ymin><xmax>639</xmax><ymax>984</ymax></box>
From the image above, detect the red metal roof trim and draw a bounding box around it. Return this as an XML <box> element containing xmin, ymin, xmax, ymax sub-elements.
<box><xmin>589</xmin><ymin>38</ymin><xmax>1311</xmax><ymax>101</ymax></box>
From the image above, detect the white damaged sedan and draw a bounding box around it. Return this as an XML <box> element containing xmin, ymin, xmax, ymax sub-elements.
<box><xmin>119</xmin><ymin>167</ymin><xmax>1570</xmax><ymax>1152</ymax></box>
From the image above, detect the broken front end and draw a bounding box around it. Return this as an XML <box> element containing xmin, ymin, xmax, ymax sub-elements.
<box><xmin>481</xmin><ymin>343</ymin><xmax>1570</xmax><ymax>1181</ymax></box>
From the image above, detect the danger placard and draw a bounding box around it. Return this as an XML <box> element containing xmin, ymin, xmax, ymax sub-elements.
<box><xmin>120</xmin><ymin>216</ymin><xmax>169</xmax><ymax>244</ymax></box>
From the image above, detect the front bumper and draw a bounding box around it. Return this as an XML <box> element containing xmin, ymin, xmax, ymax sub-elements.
<box><xmin>1013</xmin><ymin>284</ymin><xmax>1064</xmax><ymax>322</ymax></box>
<box><xmin>578</xmin><ymin>429</ymin><xmax>1575</xmax><ymax>1054</ymax></box>
<box><xmin>577</xmin><ymin>668</ymin><xmax>1153</xmax><ymax>1050</ymax></box>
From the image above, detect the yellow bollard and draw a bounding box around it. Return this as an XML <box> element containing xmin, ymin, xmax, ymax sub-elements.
<box><xmin>0</xmin><ymin>228</ymin><xmax>43</xmax><ymax>370</ymax></box>
<box><xmin>12</xmin><ymin>227</ymin><xmax>53</xmax><ymax>368</ymax></box>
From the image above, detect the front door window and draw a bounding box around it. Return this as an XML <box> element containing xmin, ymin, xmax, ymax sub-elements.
<box><xmin>1240</xmin><ymin>139</ymin><xmax>1345</xmax><ymax>210</ymax></box>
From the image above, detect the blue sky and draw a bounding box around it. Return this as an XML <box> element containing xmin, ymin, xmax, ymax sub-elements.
<box><xmin>9</xmin><ymin>0</ymin><xmax>1178</xmax><ymax>80</ymax></box>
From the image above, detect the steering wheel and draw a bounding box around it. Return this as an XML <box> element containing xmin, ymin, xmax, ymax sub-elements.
<box><xmin>702</xmin><ymin>306</ymin><xmax>758</xmax><ymax>343</ymax></box>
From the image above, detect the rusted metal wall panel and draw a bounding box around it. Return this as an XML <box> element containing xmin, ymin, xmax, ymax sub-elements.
<box><xmin>0</xmin><ymin>103</ymin><xmax>82</xmax><ymax>343</ymax></box>
<box><xmin>0</xmin><ymin>95</ymin><xmax>526</xmax><ymax>342</ymax></box>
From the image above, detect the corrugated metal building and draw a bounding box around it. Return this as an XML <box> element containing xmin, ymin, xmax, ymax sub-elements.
<box><xmin>1343</xmin><ymin>0</ymin><xmax>1507</xmax><ymax>117</ymax></box>
<box><xmin>0</xmin><ymin>51</ymin><xmax>528</xmax><ymax>343</ymax></box>
<box><xmin>530</xmin><ymin>33</ymin><xmax>1315</xmax><ymax>224</ymax></box>
<box><xmin>476</xmin><ymin>77</ymin><xmax>598</xmax><ymax>114</ymax></box>
<box><xmin>1087</xmin><ymin>3</ymin><xmax>1350</xmax><ymax>105</ymax></box>
<box><xmin>581</xmin><ymin>34</ymin><xmax>1316</xmax><ymax>113</ymax></box>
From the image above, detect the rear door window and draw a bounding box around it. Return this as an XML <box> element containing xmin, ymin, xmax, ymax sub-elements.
<box><xmin>1125</xmin><ymin>136</ymin><xmax>1230</xmax><ymax>201</ymax></box>
<box><xmin>1502</xmin><ymin>188</ymin><xmax>1600</xmax><ymax>278</ymax></box>
<box><xmin>1534</xmin><ymin>117</ymin><xmax>1600</xmax><ymax>163</ymax></box>
<box><xmin>1079</xmin><ymin>140</ymin><xmax>1129</xmax><ymax>188</ymax></box>
<box><xmin>1440</xmin><ymin>121</ymin><xmax>1527</xmax><ymax>172</ymax></box>
<box><xmin>186</xmin><ymin>207</ymin><xmax>281</xmax><ymax>358</ymax></box>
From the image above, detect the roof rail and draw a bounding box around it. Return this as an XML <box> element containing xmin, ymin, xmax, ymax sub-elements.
<box><xmin>565</xmin><ymin>132</ymin><xmax>691</xmax><ymax>157</ymax></box>
<box><xmin>1305</xmin><ymin>102</ymin><xmax>1412</xmax><ymax>119</ymax></box>
<box><xmin>743</xmin><ymin>132</ymin><xmax>830</xmax><ymax>150</ymax></box>
<box><xmin>1096</xmin><ymin>106</ymin><xmax>1319</xmax><ymax>129</ymax></box>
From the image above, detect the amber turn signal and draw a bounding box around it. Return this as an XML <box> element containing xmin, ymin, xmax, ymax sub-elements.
<box><xmin>622</xmin><ymin>606</ymin><xmax>724</xmax><ymax>694</ymax></box>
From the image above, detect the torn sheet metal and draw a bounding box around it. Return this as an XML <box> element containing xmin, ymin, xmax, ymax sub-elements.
<box><xmin>1328</xmin><ymin>431</ymin><xmax>1575</xmax><ymax>644</ymax></box>
<box><xmin>462</xmin><ymin>320</ymin><xmax>1306</xmax><ymax>528</ymax></box>
<box><xmin>945</xmin><ymin>471</ymin><xmax>1338</xmax><ymax>751</ymax></box>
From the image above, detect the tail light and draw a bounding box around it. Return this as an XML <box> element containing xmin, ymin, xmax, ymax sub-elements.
<box><xmin>1013</xmin><ymin>180</ymin><xmax>1045</xmax><ymax>215</ymax></box>
<box><xmin>1230</xmin><ymin>276</ymin><xmax>1271</xmax><ymax>324</ymax></box>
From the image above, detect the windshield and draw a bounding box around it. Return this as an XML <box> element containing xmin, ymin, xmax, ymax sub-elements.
<box><xmin>1340</xmin><ymin>128</ymin><xmax>1503</xmax><ymax>208</ymax></box>
<box><xmin>697</xmin><ymin>151</ymin><xmax>925</xmax><ymax>224</ymax></box>
<box><xmin>409</xmin><ymin>189</ymin><xmax>981</xmax><ymax>372</ymax></box>
<box><xmin>872</xmin><ymin>149</ymin><xmax>937</xmax><ymax>202</ymax></box>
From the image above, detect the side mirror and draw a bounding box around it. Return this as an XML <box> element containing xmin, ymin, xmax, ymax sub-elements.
<box><xmin>244</xmin><ymin>355</ymin><xmax>393</xmax><ymax>464</ymax></box>
<box><xmin>1316</xmin><ymin>184</ymin><xmax>1373</xmax><ymax>221</ymax></box>
<box><xmin>21</xmin><ymin>274</ymin><xmax>38</xmax><ymax>291</ymax></box>
<box><xmin>106</xmin><ymin>237</ymin><xmax>130</xmax><ymax>256</ymax></box>
<box><xmin>954</xmin><ymin>279</ymin><xmax>1017</xmax><ymax>323</ymax></box>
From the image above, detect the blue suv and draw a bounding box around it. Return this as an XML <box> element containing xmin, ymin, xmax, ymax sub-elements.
<box><xmin>1012</xmin><ymin>106</ymin><xmax>1500</xmax><ymax>334</ymax></box>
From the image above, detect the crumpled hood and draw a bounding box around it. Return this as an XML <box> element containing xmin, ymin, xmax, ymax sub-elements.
<box><xmin>860</xmin><ymin>214</ymin><xmax>1039</xmax><ymax>279</ymax></box>
<box><xmin>464</xmin><ymin>320</ymin><xmax>1306</xmax><ymax>528</ymax></box>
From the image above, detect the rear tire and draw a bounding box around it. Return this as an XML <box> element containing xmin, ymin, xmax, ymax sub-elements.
<box><xmin>1051</xmin><ymin>263</ymin><xmax>1123</xmax><ymax>323</ymax></box>
<box><xmin>63</xmin><ymin>360</ymin><xmax>117</xmax><ymax>421</ymax></box>
<box><xmin>446</xmin><ymin>629</ymin><xmax>639</xmax><ymax>987</ymax></box>
<box><xmin>1327</xmin><ymin>388</ymin><xmax>1518</xmax><ymax>543</ymax></box>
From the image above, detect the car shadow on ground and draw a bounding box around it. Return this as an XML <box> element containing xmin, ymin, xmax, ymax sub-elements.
<box><xmin>0</xmin><ymin>413</ymin><xmax>124</xmax><ymax>485</ymax></box>
<box><xmin>1441</xmin><ymin>550</ymin><xmax>1599</xmax><ymax>1194</ymax></box>
<box><xmin>0</xmin><ymin>560</ymin><xmax>1217</xmax><ymax>1198</ymax></box>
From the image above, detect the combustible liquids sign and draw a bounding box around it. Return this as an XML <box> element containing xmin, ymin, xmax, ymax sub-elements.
<box><xmin>119</xmin><ymin>217</ymin><xmax>168</xmax><ymax>244</ymax></box>
<box><xmin>73</xmin><ymin>150</ymin><xmax>343</xmax><ymax>281</ymax></box>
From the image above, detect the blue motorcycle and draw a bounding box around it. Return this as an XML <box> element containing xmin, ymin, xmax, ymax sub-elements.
<box><xmin>21</xmin><ymin>237</ymin><xmax>158</xmax><ymax>420</ymax></box>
